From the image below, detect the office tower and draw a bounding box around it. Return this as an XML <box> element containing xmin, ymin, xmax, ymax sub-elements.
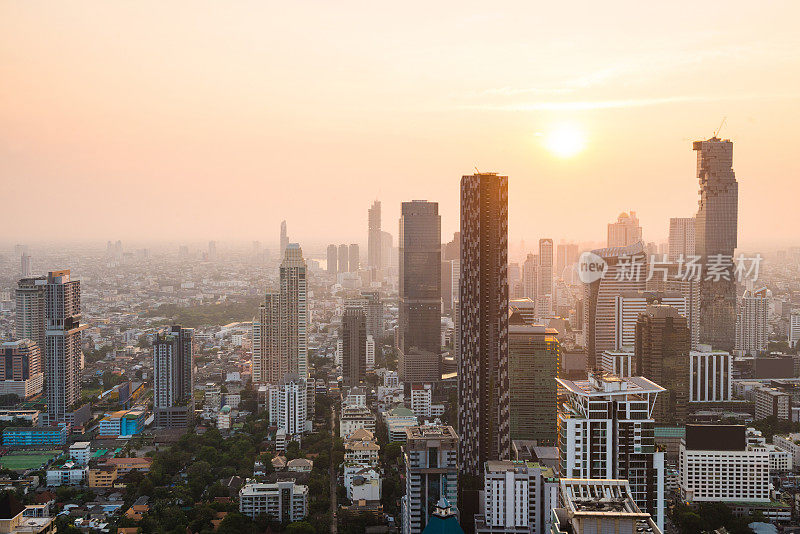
<box><xmin>381</xmin><ymin>231</ymin><xmax>394</xmax><ymax>270</ymax></box>
<box><xmin>538</xmin><ymin>239</ymin><xmax>553</xmax><ymax>302</ymax></box>
<box><xmin>689</xmin><ymin>345</ymin><xmax>732</xmax><ymax>402</ymax></box>
<box><xmin>20</xmin><ymin>253</ymin><xmax>32</xmax><ymax>278</ymax></box>
<box><xmin>208</xmin><ymin>240</ymin><xmax>217</xmax><ymax>261</ymax></box>
<box><xmin>0</xmin><ymin>339</ymin><xmax>44</xmax><ymax>399</ymax></box>
<box><xmin>790</xmin><ymin>311</ymin><xmax>800</xmax><ymax>349</ymax></box>
<box><xmin>521</xmin><ymin>254</ymin><xmax>538</xmax><ymax>300</ymax></box>
<box><xmin>556</xmin><ymin>243</ymin><xmax>579</xmax><ymax>278</ymax></box>
<box><xmin>153</xmin><ymin>325</ymin><xmax>194</xmax><ymax>427</ymax></box>
<box><xmin>507</xmin><ymin>311</ymin><xmax>560</xmax><ymax>445</ymax></box>
<box><xmin>15</xmin><ymin>277</ymin><xmax>46</xmax><ymax>353</ymax></box>
<box><xmin>45</xmin><ymin>270</ymin><xmax>86</xmax><ymax>424</ymax></box>
<box><xmin>267</xmin><ymin>374</ymin><xmax>308</xmax><ymax>437</ymax></box>
<box><xmin>280</xmin><ymin>220</ymin><xmax>289</xmax><ymax>258</ymax></box>
<box><xmin>349</xmin><ymin>243</ymin><xmax>360</xmax><ymax>272</ymax></box>
<box><xmin>252</xmin><ymin>291</ymin><xmax>281</xmax><ymax>384</ymax></box>
<box><xmin>398</xmin><ymin>200</ymin><xmax>442</xmax><ymax>383</ymax></box>
<box><xmin>635</xmin><ymin>305</ymin><xmax>691</xmax><ymax>425</ymax></box>
<box><xmin>680</xmin><ymin>425</ymin><xmax>769</xmax><ymax>504</ymax></box>
<box><xmin>694</xmin><ymin>137</ymin><xmax>738</xmax><ymax>352</ymax></box>
<box><xmin>557</xmin><ymin>371</ymin><xmax>665</xmax><ymax>531</ymax></box>
<box><xmin>350</xmin><ymin>290</ymin><xmax>384</xmax><ymax>338</ymax></box>
<box><xmin>401</xmin><ymin>425</ymin><xmax>459</xmax><ymax>534</ymax></box>
<box><xmin>441</xmin><ymin>260</ymin><xmax>460</xmax><ymax>315</ymax></box>
<box><xmin>507</xmin><ymin>262</ymin><xmax>521</xmax><ymax>299</ymax></box>
<box><xmin>552</xmin><ymin>479</ymin><xmax>663</xmax><ymax>534</ymax></box>
<box><xmin>342</xmin><ymin>306</ymin><xmax>367</xmax><ymax>387</ymax></box>
<box><xmin>607</xmin><ymin>211</ymin><xmax>642</xmax><ymax>248</ymax></box>
<box><xmin>668</xmin><ymin>217</ymin><xmax>695</xmax><ymax>261</ymax></box>
<box><xmin>338</xmin><ymin>244</ymin><xmax>349</xmax><ymax>273</ymax></box>
<box><xmin>614</xmin><ymin>291</ymin><xmax>687</xmax><ymax>350</ymax></box>
<box><xmin>280</xmin><ymin>244</ymin><xmax>308</xmax><ymax>380</ymax></box>
<box><xmin>646</xmin><ymin>275</ymin><xmax>700</xmax><ymax>349</ymax></box>
<box><xmin>474</xmin><ymin>461</ymin><xmax>560</xmax><ymax>534</ymax></box>
<box><xmin>443</xmin><ymin>232</ymin><xmax>460</xmax><ymax>261</ymax></box>
<box><xmin>368</xmin><ymin>200</ymin><xmax>382</xmax><ymax>270</ymax></box>
<box><xmin>584</xmin><ymin>242</ymin><xmax>647</xmax><ymax>368</ymax></box>
<box><xmin>458</xmin><ymin>172</ymin><xmax>510</xmax><ymax>477</ymax></box>
<box><xmin>327</xmin><ymin>244</ymin><xmax>338</xmax><ymax>274</ymax></box>
<box><xmin>735</xmin><ymin>287</ymin><xmax>769</xmax><ymax>356</ymax></box>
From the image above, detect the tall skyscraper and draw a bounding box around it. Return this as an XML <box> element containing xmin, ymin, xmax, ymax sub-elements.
<box><xmin>326</xmin><ymin>244</ymin><xmax>338</xmax><ymax>274</ymax></box>
<box><xmin>522</xmin><ymin>254</ymin><xmax>538</xmax><ymax>300</ymax></box>
<box><xmin>508</xmin><ymin>311</ymin><xmax>560</xmax><ymax>446</ymax></box>
<box><xmin>349</xmin><ymin>244</ymin><xmax>360</xmax><ymax>272</ymax></box>
<box><xmin>381</xmin><ymin>231</ymin><xmax>393</xmax><ymax>271</ymax></box>
<box><xmin>15</xmin><ymin>277</ymin><xmax>46</xmax><ymax>354</ymax></box>
<box><xmin>153</xmin><ymin>325</ymin><xmax>194</xmax><ymax>428</ymax></box>
<box><xmin>252</xmin><ymin>291</ymin><xmax>281</xmax><ymax>384</ymax></box>
<box><xmin>634</xmin><ymin>305</ymin><xmax>691</xmax><ymax>425</ymax></box>
<box><xmin>280</xmin><ymin>244</ymin><xmax>308</xmax><ymax>380</ymax></box>
<box><xmin>338</xmin><ymin>244</ymin><xmax>349</xmax><ymax>274</ymax></box>
<box><xmin>20</xmin><ymin>253</ymin><xmax>32</xmax><ymax>278</ymax></box>
<box><xmin>458</xmin><ymin>173</ymin><xmax>510</xmax><ymax>477</ymax></box>
<box><xmin>368</xmin><ymin>200</ymin><xmax>382</xmax><ymax>270</ymax></box>
<box><xmin>341</xmin><ymin>307</ymin><xmax>367</xmax><ymax>387</ymax></box>
<box><xmin>607</xmin><ymin>211</ymin><xmax>642</xmax><ymax>248</ymax></box>
<box><xmin>556</xmin><ymin>242</ymin><xmax>579</xmax><ymax>278</ymax></box>
<box><xmin>398</xmin><ymin>200</ymin><xmax>442</xmax><ymax>383</ymax></box>
<box><xmin>280</xmin><ymin>220</ymin><xmax>289</xmax><ymax>258</ymax></box>
<box><xmin>668</xmin><ymin>217</ymin><xmax>695</xmax><ymax>262</ymax></box>
<box><xmin>694</xmin><ymin>137</ymin><xmax>738</xmax><ymax>352</ymax></box>
<box><xmin>735</xmin><ymin>287</ymin><xmax>769</xmax><ymax>356</ymax></box>
<box><xmin>208</xmin><ymin>240</ymin><xmax>217</xmax><ymax>261</ymax></box>
<box><xmin>538</xmin><ymin>239</ymin><xmax>553</xmax><ymax>301</ymax></box>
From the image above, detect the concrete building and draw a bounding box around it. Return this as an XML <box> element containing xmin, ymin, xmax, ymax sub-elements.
<box><xmin>615</xmin><ymin>291</ymin><xmax>687</xmax><ymax>351</ymax></box>
<box><xmin>153</xmin><ymin>325</ymin><xmax>194</xmax><ymax>428</ymax></box>
<box><xmin>735</xmin><ymin>287</ymin><xmax>769</xmax><ymax>356</ymax></box>
<box><xmin>410</xmin><ymin>384</ymin><xmax>433</xmax><ymax>419</ymax></box>
<box><xmin>607</xmin><ymin>211</ymin><xmax>642</xmax><ymax>248</ymax></box>
<box><xmin>789</xmin><ymin>311</ymin><xmax>800</xmax><ymax>349</ymax></box>
<box><xmin>280</xmin><ymin>244</ymin><xmax>309</xmax><ymax>381</ymax></box>
<box><xmin>668</xmin><ymin>217</ymin><xmax>695</xmax><ymax>262</ymax></box>
<box><xmin>755</xmin><ymin>386</ymin><xmax>791</xmax><ymax>421</ymax></box>
<box><xmin>14</xmin><ymin>277</ymin><xmax>46</xmax><ymax>355</ymax></box>
<box><xmin>537</xmin><ymin>239</ymin><xmax>553</xmax><ymax>315</ymax></box>
<box><xmin>600</xmin><ymin>349</ymin><xmax>633</xmax><ymax>377</ymax></box>
<box><xmin>268</xmin><ymin>374</ymin><xmax>309</xmax><ymax>439</ymax></box>
<box><xmin>0</xmin><ymin>340</ymin><xmax>44</xmax><ymax>399</ymax></box>
<box><xmin>327</xmin><ymin>244</ymin><xmax>338</xmax><ymax>274</ymax></box>
<box><xmin>689</xmin><ymin>345</ymin><xmax>732</xmax><ymax>402</ymax></box>
<box><xmin>239</xmin><ymin>480</ymin><xmax>308</xmax><ymax>522</ymax></box>
<box><xmin>341</xmin><ymin>307</ymin><xmax>367</xmax><ymax>387</ymax></box>
<box><xmin>368</xmin><ymin>200</ymin><xmax>382</xmax><ymax>271</ymax></box>
<box><xmin>349</xmin><ymin>243</ymin><xmax>360</xmax><ymax>272</ymax></box>
<box><xmin>338</xmin><ymin>243</ymin><xmax>349</xmax><ymax>275</ymax></box>
<box><xmin>340</xmin><ymin>405</ymin><xmax>376</xmax><ymax>438</ymax></box>
<box><xmin>280</xmin><ymin>221</ymin><xmax>289</xmax><ymax>259</ymax></box>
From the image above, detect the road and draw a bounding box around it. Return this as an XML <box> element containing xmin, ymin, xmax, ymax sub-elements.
<box><xmin>330</xmin><ymin>404</ymin><xmax>337</xmax><ymax>534</ymax></box>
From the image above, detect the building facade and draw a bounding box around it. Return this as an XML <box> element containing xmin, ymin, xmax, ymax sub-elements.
<box><xmin>153</xmin><ymin>325</ymin><xmax>194</xmax><ymax>428</ymax></box>
<box><xmin>342</xmin><ymin>307</ymin><xmax>367</xmax><ymax>387</ymax></box>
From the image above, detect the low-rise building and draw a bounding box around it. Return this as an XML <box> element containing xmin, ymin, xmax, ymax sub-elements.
<box><xmin>340</xmin><ymin>405</ymin><xmax>375</xmax><ymax>439</ymax></box>
<box><xmin>98</xmin><ymin>409</ymin><xmax>146</xmax><ymax>437</ymax></box>
<box><xmin>3</xmin><ymin>426</ymin><xmax>68</xmax><ymax>447</ymax></box>
<box><xmin>344</xmin><ymin>429</ymin><xmax>380</xmax><ymax>467</ymax></box>
<box><xmin>68</xmin><ymin>442</ymin><xmax>91</xmax><ymax>466</ymax></box>
<box><xmin>45</xmin><ymin>462</ymin><xmax>87</xmax><ymax>487</ymax></box>
<box><xmin>239</xmin><ymin>480</ymin><xmax>308</xmax><ymax>522</ymax></box>
<box><xmin>88</xmin><ymin>466</ymin><xmax>118</xmax><ymax>488</ymax></box>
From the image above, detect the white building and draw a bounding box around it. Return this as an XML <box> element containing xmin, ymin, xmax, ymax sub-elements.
<box><xmin>68</xmin><ymin>442</ymin><xmax>91</xmax><ymax>466</ymax></box>
<box><xmin>614</xmin><ymin>291</ymin><xmax>686</xmax><ymax>350</ymax></box>
<box><xmin>366</xmin><ymin>335</ymin><xmax>375</xmax><ymax>371</ymax></box>
<box><xmin>668</xmin><ymin>217</ymin><xmax>695</xmax><ymax>262</ymax></box>
<box><xmin>344</xmin><ymin>428</ymin><xmax>380</xmax><ymax>467</ymax></box>
<box><xmin>46</xmin><ymin>462</ymin><xmax>88</xmax><ymax>487</ymax></box>
<box><xmin>410</xmin><ymin>384</ymin><xmax>433</xmax><ymax>419</ymax></box>
<box><xmin>239</xmin><ymin>480</ymin><xmax>308</xmax><ymax>522</ymax></box>
<box><xmin>689</xmin><ymin>346</ymin><xmax>732</xmax><ymax>402</ymax></box>
<box><xmin>344</xmin><ymin>387</ymin><xmax>367</xmax><ymax>408</ymax></box>
<box><xmin>735</xmin><ymin>288</ymin><xmax>769</xmax><ymax>356</ymax></box>
<box><xmin>383</xmin><ymin>371</ymin><xmax>399</xmax><ymax>388</ymax></box>
<box><xmin>773</xmin><ymin>433</ymin><xmax>800</xmax><ymax>468</ymax></box>
<box><xmin>600</xmin><ymin>349</ymin><xmax>634</xmax><ymax>377</ymax></box>
<box><xmin>339</xmin><ymin>404</ymin><xmax>375</xmax><ymax>438</ymax></box>
<box><xmin>755</xmin><ymin>386</ymin><xmax>791</xmax><ymax>421</ymax></box>
<box><xmin>680</xmin><ymin>424</ymin><xmax>770</xmax><ymax>503</ymax></box>
<box><xmin>268</xmin><ymin>375</ymin><xmax>309</xmax><ymax>438</ymax></box>
<box><xmin>789</xmin><ymin>311</ymin><xmax>800</xmax><ymax>349</ymax></box>
<box><xmin>217</xmin><ymin>405</ymin><xmax>232</xmax><ymax>430</ymax></box>
<box><xmin>346</xmin><ymin>466</ymin><xmax>382</xmax><ymax>502</ymax></box>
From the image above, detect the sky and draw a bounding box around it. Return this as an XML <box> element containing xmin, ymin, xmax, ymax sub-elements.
<box><xmin>2</xmin><ymin>1</ymin><xmax>799</xmax><ymax>253</ymax></box>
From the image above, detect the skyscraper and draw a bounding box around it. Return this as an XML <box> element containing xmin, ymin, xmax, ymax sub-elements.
<box><xmin>327</xmin><ymin>244</ymin><xmax>338</xmax><ymax>274</ymax></box>
<box><xmin>252</xmin><ymin>291</ymin><xmax>281</xmax><ymax>384</ymax></box>
<box><xmin>153</xmin><ymin>325</ymin><xmax>194</xmax><ymax>428</ymax></box>
<box><xmin>44</xmin><ymin>270</ymin><xmax>86</xmax><ymax>424</ymax></box>
<box><xmin>20</xmin><ymin>253</ymin><xmax>32</xmax><ymax>278</ymax></box>
<box><xmin>398</xmin><ymin>200</ymin><xmax>442</xmax><ymax>383</ymax></box>
<box><xmin>538</xmin><ymin>239</ymin><xmax>554</xmax><ymax>315</ymax></box>
<box><xmin>338</xmin><ymin>244</ymin><xmax>349</xmax><ymax>274</ymax></box>
<box><xmin>368</xmin><ymin>200</ymin><xmax>382</xmax><ymax>270</ymax></box>
<box><xmin>208</xmin><ymin>240</ymin><xmax>217</xmax><ymax>261</ymax></box>
<box><xmin>668</xmin><ymin>217</ymin><xmax>695</xmax><ymax>262</ymax></box>
<box><xmin>694</xmin><ymin>137</ymin><xmax>738</xmax><ymax>352</ymax></box>
<box><xmin>556</xmin><ymin>242</ymin><xmax>579</xmax><ymax>278</ymax></box>
<box><xmin>341</xmin><ymin>306</ymin><xmax>367</xmax><ymax>387</ymax></box>
<box><xmin>349</xmin><ymin>243</ymin><xmax>360</xmax><ymax>272</ymax></box>
<box><xmin>607</xmin><ymin>211</ymin><xmax>642</xmax><ymax>248</ymax></box>
<box><xmin>735</xmin><ymin>287</ymin><xmax>769</xmax><ymax>356</ymax></box>
<box><xmin>15</xmin><ymin>276</ymin><xmax>46</xmax><ymax>354</ymax></box>
<box><xmin>522</xmin><ymin>253</ymin><xmax>538</xmax><ymax>300</ymax></box>
<box><xmin>508</xmin><ymin>311</ymin><xmax>560</xmax><ymax>445</ymax></box>
<box><xmin>635</xmin><ymin>305</ymin><xmax>691</xmax><ymax>425</ymax></box>
<box><xmin>280</xmin><ymin>220</ymin><xmax>289</xmax><ymax>258</ymax></box>
<box><xmin>458</xmin><ymin>173</ymin><xmax>510</xmax><ymax>477</ymax></box>
<box><xmin>280</xmin><ymin>244</ymin><xmax>308</xmax><ymax>380</ymax></box>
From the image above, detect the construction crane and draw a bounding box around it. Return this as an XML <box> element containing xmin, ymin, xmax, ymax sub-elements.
<box><xmin>713</xmin><ymin>117</ymin><xmax>727</xmax><ymax>138</ymax></box>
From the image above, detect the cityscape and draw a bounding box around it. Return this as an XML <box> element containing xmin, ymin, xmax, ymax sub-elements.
<box><xmin>2</xmin><ymin>3</ymin><xmax>800</xmax><ymax>534</ymax></box>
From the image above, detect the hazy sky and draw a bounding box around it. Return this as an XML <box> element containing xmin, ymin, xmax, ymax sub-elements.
<box><xmin>2</xmin><ymin>1</ymin><xmax>799</xmax><ymax>252</ymax></box>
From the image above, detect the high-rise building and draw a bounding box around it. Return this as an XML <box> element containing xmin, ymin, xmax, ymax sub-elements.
<box><xmin>267</xmin><ymin>374</ymin><xmax>308</xmax><ymax>437</ymax></box>
<box><xmin>790</xmin><ymin>311</ymin><xmax>800</xmax><ymax>349</ymax></box>
<box><xmin>646</xmin><ymin>275</ymin><xmax>700</xmax><ymax>349</ymax></box>
<box><xmin>401</xmin><ymin>425</ymin><xmax>459</xmax><ymax>534</ymax></box>
<box><xmin>0</xmin><ymin>339</ymin><xmax>44</xmax><ymax>399</ymax></box>
<box><xmin>689</xmin><ymin>345</ymin><xmax>732</xmax><ymax>402</ymax></box>
<box><xmin>153</xmin><ymin>325</ymin><xmax>194</xmax><ymax>428</ymax></box>
<box><xmin>508</xmin><ymin>262</ymin><xmax>521</xmax><ymax>299</ymax></box>
<box><xmin>555</xmin><ymin>243</ymin><xmax>579</xmax><ymax>278</ymax></box>
<box><xmin>584</xmin><ymin>242</ymin><xmax>647</xmax><ymax>368</ymax></box>
<box><xmin>20</xmin><ymin>253</ymin><xmax>32</xmax><ymax>278</ymax></box>
<box><xmin>521</xmin><ymin>254</ymin><xmax>538</xmax><ymax>301</ymax></box>
<box><xmin>342</xmin><ymin>306</ymin><xmax>367</xmax><ymax>387</ymax></box>
<box><xmin>615</xmin><ymin>291</ymin><xmax>686</xmax><ymax>351</ymax></box>
<box><xmin>45</xmin><ymin>270</ymin><xmax>86</xmax><ymax>424</ymax></box>
<box><xmin>508</xmin><ymin>312</ymin><xmax>560</xmax><ymax>446</ymax></box>
<box><xmin>252</xmin><ymin>291</ymin><xmax>281</xmax><ymax>384</ymax></box>
<box><xmin>458</xmin><ymin>172</ymin><xmax>510</xmax><ymax>477</ymax></box>
<box><xmin>538</xmin><ymin>239</ymin><xmax>553</xmax><ymax>305</ymax></box>
<box><xmin>668</xmin><ymin>217</ymin><xmax>695</xmax><ymax>262</ymax></box>
<box><xmin>368</xmin><ymin>200</ymin><xmax>382</xmax><ymax>270</ymax></box>
<box><xmin>381</xmin><ymin>231</ymin><xmax>393</xmax><ymax>271</ymax></box>
<box><xmin>347</xmin><ymin>291</ymin><xmax>384</xmax><ymax>339</ymax></box>
<box><xmin>607</xmin><ymin>212</ymin><xmax>642</xmax><ymax>248</ymax></box>
<box><xmin>208</xmin><ymin>240</ymin><xmax>217</xmax><ymax>261</ymax></box>
<box><xmin>557</xmin><ymin>371</ymin><xmax>665</xmax><ymax>530</ymax></box>
<box><xmin>349</xmin><ymin>243</ymin><xmax>360</xmax><ymax>272</ymax></box>
<box><xmin>635</xmin><ymin>305</ymin><xmax>691</xmax><ymax>425</ymax></box>
<box><xmin>338</xmin><ymin>243</ymin><xmax>349</xmax><ymax>274</ymax></box>
<box><xmin>398</xmin><ymin>200</ymin><xmax>442</xmax><ymax>383</ymax></box>
<box><xmin>735</xmin><ymin>287</ymin><xmax>769</xmax><ymax>356</ymax></box>
<box><xmin>15</xmin><ymin>277</ymin><xmax>46</xmax><ymax>354</ymax></box>
<box><xmin>280</xmin><ymin>220</ymin><xmax>289</xmax><ymax>258</ymax></box>
<box><xmin>327</xmin><ymin>244</ymin><xmax>338</xmax><ymax>274</ymax></box>
<box><xmin>443</xmin><ymin>232</ymin><xmax>460</xmax><ymax>261</ymax></box>
<box><xmin>694</xmin><ymin>137</ymin><xmax>738</xmax><ymax>352</ymax></box>
<box><xmin>280</xmin><ymin>244</ymin><xmax>308</xmax><ymax>381</ymax></box>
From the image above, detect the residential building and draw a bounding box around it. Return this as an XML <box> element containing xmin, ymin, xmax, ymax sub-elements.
<box><xmin>755</xmin><ymin>386</ymin><xmax>791</xmax><ymax>421</ymax></box>
<box><xmin>340</xmin><ymin>404</ymin><xmax>376</xmax><ymax>438</ymax></box>
<box><xmin>252</xmin><ymin>291</ymin><xmax>280</xmax><ymax>384</ymax></box>
<box><xmin>735</xmin><ymin>287</ymin><xmax>769</xmax><ymax>356</ymax></box>
<box><xmin>368</xmin><ymin>200</ymin><xmax>382</xmax><ymax>270</ymax></box>
<box><xmin>0</xmin><ymin>340</ymin><xmax>44</xmax><ymax>399</ymax></box>
<box><xmin>773</xmin><ymin>433</ymin><xmax>800</xmax><ymax>468</ymax></box>
<box><xmin>14</xmin><ymin>277</ymin><xmax>46</xmax><ymax>355</ymax></box>
<box><xmin>68</xmin><ymin>442</ymin><xmax>90</xmax><ymax>466</ymax></box>
<box><xmin>347</xmin><ymin>466</ymin><xmax>381</xmax><ymax>503</ymax></box>
<box><xmin>538</xmin><ymin>239</ymin><xmax>553</xmax><ymax>315</ymax></box>
<box><xmin>98</xmin><ymin>409</ymin><xmax>146</xmax><ymax>437</ymax></box>
<box><xmin>789</xmin><ymin>311</ymin><xmax>800</xmax><ymax>349</ymax></box>
<box><xmin>239</xmin><ymin>480</ymin><xmax>308</xmax><ymax>522</ymax></box>
<box><xmin>345</xmin><ymin>429</ymin><xmax>380</xmax><ymax>467</ymax></box>
<box><xmin>607</xmin><ymin>211</ymin><xmax>642</xmax><ymax>248</ymax></box>
<box><xmin>327</xmin><ymin>244</ymin><xmax>338</xmax><ymax>274</ymax></box>
<box><xmin>366</xmin><ymin>335</ymin><xmax>375</xmax><ymax>371</ymax></box>
<box><xmin>45</xmin><ymin>462</ymin><xmax>87</xmax><ymax>487</ymax></box>
<box><xmin>88</xmin><ymin>465</ymin><xmax>119</xmax><ymax>488</ymax></box>
<box><xmin>280</xmin><ymin>244</ymin><xmax>309</xmax><ymax>381</ymax></box>
<box><xmin>349</xmin><ymin>244</ymin><xmax>360</xmax><ymax>272</ymax></box>
<box><xmin>459</xmin><ymin>172</ymin><xmax>510</xmax><ymax>477</ymax></box>
<box><xmin>153</xmin><ymin>325</ymin><xmax>194</xmax><ymax>428</ymax></box>
<box><xmin>342</xmin><ymin>307</ymin><xmax>367</xmax><ymax>387</ymax></box>
<box><xmin>338</xmin><ymin>244</ymin><xmax>349</xmax><ymax>274</ymax></box>
<box><xmin>410</xmin><ymin>384</ymin><xmax>432</xmax><ymax>419</ymax></box>
<box><xmin>668</xmin><ymin>217</ymin><xmax>695</xmax><ymax>262</ymax></box>
<box><xmin>268</xmin><ymin>374</ymin><xmax>309</xmax><ymax>437</ymax></box>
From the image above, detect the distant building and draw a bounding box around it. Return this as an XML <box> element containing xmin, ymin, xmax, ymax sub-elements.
<box><xmin>668</xmin><ymin>217</ymin><xmax>695</xmax><ymax>262</ymax></box>
<box><xmin>327</xmin><ymin>244</ymin><xmax>338</xmax><ymax>274</ymax></box>
<box><xmin>3</xmin><ymin>426</ymin><xmax>68</xmax><ymax>447</ymax></box>
<box><xmin>368</xmin><ymin>200</ymin><xmax>382</xmax><ymax>270</ymax></box>
<box><xmin>268</xmin><ymin>374</ymin><xmax>309</xmax><ymax>440</ymax></box>
<box><xmin>689</xmin><ymin>345</ymin><xmax>732</xmax><ymax>402</ymax></box>
<box><xmin>607</xmin><ymin>211</ymin><xmax>642</xmax><ymax>248</ymax></box>
<box><xmin>789</xmin><ymin>311</ymin><xmax>800</xmax><ymax>349</ymax></box>
<box><xmin>735</xmin><ymin>287</ymin><xmax>769</xmax><ymax>356</ymax></box>
<box><xmin>600</xmin><ymin>349</ymin><xmax>633</xmax><ymax>377</ymax></box>
<box><xmin>754</xmin><ymin>386</ymin><xmax>791</xmax><ymax>421</ymax></box>
<box><xmin>338</xmin><ymin>244</ymin><xmax>349</xmax><ymax>274</ymax></box>
<box><xmin>410</xmin><ymin>384</ymin><xmax>432</xmax><ymax>419</ymax></box>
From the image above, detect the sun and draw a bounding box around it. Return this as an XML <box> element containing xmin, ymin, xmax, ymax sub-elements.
<box><xmin>544</xmin><ymin>124</ymin><xmax>587</xmax><ymax>158</ymax></box>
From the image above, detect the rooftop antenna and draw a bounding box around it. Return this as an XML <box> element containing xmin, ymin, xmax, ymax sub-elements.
<box><xmin>474</xmin><ymin>166</ymin><xmax>481</xmax><ymax>174</ymax></box>
<box><xmin>713</xmin><ymin>117</ymin><xmax>727</xmax><ymax>138</ymax></box>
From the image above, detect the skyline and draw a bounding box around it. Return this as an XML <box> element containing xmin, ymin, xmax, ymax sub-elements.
<box><xmin>3</xmin><ymin>2</ymin><xmax>800</xmax><ymax>248</ymax></box>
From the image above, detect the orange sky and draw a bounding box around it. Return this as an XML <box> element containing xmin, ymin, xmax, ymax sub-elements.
<box><xmin>2</xmin><ymin>1</ymin><xmax>799</xmax><ymax>251</ymax></box>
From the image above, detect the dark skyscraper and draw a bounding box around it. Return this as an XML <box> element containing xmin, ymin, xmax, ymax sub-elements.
<box><xmin>398</xmin><ymin>200</ymin><xmax>442</xmax><ymax>383</ymax></box>
<box><xmin>458</xmin><ymin>173</ymin><xmax>510</xmax><ymax>477</ymax></box>
<box><xmin>368</xmin><ymin>200</ymin><xmax>381</xmax><ymax>270</ymax></box>
<box><xmin>694</xmin><ymin>137</ymin><xmax>738</xmax><ymax>352</ymax></box>
<box><xmin>635</xmin><ymin>305</ymin><xmax>691</xmax><ymax>425</ymax></box>
<box><xmin>327</xmin><ymin>244</ymin><xmax>338</xmax><ymax>274</ymax></box>
<box><xmin>341</xmin><ymin>306</ymin><xmax>367</xmax><ymax>387</ymax></box>
<box><xmin>153</xmin><ymin>325</ymin><xmax>194</xmax><ymax>428</ymax></box>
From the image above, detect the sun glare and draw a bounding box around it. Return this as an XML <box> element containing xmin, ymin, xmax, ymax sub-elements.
<box><xmin>544</xmin><ymin>124</ymin><xmax>587</xmax><ymax>158</ymax></box>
